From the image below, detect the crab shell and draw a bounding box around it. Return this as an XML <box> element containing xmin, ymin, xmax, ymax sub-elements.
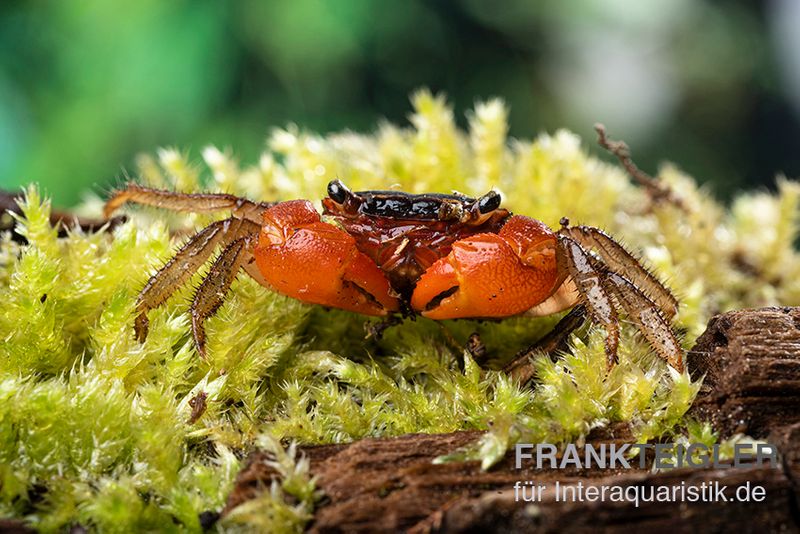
<box><xmin>253</xmin><ymin>181</ymin><xmax>576</xmax><ymax>320</ymax></box>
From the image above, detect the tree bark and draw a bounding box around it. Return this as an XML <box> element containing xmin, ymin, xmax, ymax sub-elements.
<box><xmin>224</xmin><ymin>307</ymin><xmax>800</xmax><ymax>532</ymax></box>
<box><xmin>687</xmin><ymin>307</ymin><xmax>800</xmax><ymax>437</ymax></box>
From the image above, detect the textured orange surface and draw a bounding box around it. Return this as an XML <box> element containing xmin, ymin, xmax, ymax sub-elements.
<box><xmin>412</xmin><ymin>216</ymin><xmax>560</xmax><ymax>318</ymax></box>
<box><xmin>255</xmin><ymin>200</ymin><xmax>399</xmax><ymax>315</ymax></box>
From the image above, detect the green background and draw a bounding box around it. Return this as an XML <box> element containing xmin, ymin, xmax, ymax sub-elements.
<box><xmin>2</xmin><ymin>0</ymin><xmax>799</xmax><ymax>206</ymax></box>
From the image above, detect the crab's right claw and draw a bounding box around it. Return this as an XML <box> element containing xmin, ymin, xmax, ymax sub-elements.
<box><xmin>254</xmin><ymin>200</ymin><xmax>400</xmax><ymax>316</ymax></box>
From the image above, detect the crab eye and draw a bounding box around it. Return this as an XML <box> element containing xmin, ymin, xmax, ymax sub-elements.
<box><xmin>477</xmin><ymin>191</ymin><xmax>501</xmax><ymax>214</ymax></box>
<box><xmin>327</xmin><ymin>180</ymin><xmax>348</xmax><ymax>204</ymax></box>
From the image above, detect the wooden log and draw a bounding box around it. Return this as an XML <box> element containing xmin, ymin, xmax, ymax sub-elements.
<box><xmin>414</xmin><ymin>464</ymin><xmax>795</xmax><ymax>534</ymax></box>
<box><xmin>223</xmin><ymin>307</ymin><xmax>800</xmax><ymax>532</ymax></box>
<box><xmin>0</xmin><ymin>520</ymin><xmax>36</xmax><ymax>534</ymax></box>
<box><xmin>226</xmin><ymin>426</ymin><xmax>637</xmax><ymax>533</ymax></box>
<box><xmin>688</xmin><ymin>307</ymin><xmax>800</xmax><ymax>436</ymax></box>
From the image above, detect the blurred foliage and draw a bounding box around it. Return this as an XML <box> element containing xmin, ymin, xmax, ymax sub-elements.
<box><xmin>3</xmin><ymin>94</ymin><xmax>800</xmax><ymax>530</ymax></box>
<box><xmin>2</xmin><ymin>0</ymin><xmax>800</xmax><ymax>206</ymax></box>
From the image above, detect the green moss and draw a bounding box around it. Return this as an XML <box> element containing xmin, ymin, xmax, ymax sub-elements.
<box><xmin>2</xmin><ymin>91</ymin><xmax>800</xmax><ymax>530</ymax></box>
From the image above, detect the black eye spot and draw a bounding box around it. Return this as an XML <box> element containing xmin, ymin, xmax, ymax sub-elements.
<box><xmin>478</xmin><ymin>191</ymin><xmax>501</xmax><ymax>214</ymax></box>
<box><xmin>327</xmin><ymin>180</ymin><xmax>347</xmax><ymax>203</ymax></box>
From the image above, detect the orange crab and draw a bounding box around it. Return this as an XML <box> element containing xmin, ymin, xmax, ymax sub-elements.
<box><xmin>104</xmin><ymin>180</ymin><xmax>684</xmax><ymax>372</ymax></box>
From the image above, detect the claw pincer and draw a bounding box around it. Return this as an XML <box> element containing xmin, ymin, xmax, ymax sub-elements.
<box><xmin>412</xmin><ymin>216</ymin><xmax>563</xmax><ymax>319</ymax></box>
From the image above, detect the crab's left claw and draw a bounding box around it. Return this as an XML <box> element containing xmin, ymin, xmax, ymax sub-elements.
<box><xmin>411</xmin><ymin>216</ymin><xmax>565</xmax><ymax>319</ymax></box>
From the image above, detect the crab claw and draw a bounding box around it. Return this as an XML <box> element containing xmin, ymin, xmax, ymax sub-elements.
<box><xmin>254</xmin><ymin>200</ymin><xmax>399</xmax><ymax>316</ymax></box>
<box><xmin>411</xmin><ymin>216</ymin><xmax>562</xmax><ymax>319</ymax></box>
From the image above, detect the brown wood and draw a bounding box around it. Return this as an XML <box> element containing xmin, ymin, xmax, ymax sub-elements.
<box><xmin>0</xmin><ymin>519</ymin><xmax>36</xmax><ymax>534</ymax></box>
<box><xmin>413</xmin><ymin>464</ymin><xmax>795</xmax><ymax>534</ymax></box>
<box><xmin>0</xmin><ymin>189</ymin><xmax>126</xmax><ymax>243</ymax></box>
<box><xmin>687</xmin><ymin>306</ymin><xmax>800</xmax><ymax>437</ymax></box>
<box><xmin>223</xmin><ymin>307</ymin><xmax>800</xmax><ymax>532</ymax></box>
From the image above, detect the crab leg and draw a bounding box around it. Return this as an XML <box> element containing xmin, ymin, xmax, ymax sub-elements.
<box><xmin>603</xmin><ymin>271</ymin><xmax>684</xmax><ymax>372</ymax></box>
<box><xmin>557</xmin><ymin>234</ymin><xmax>620</xmax><ymax>369</ymax></box>
<box><xmin>104</xmin><ymin>183</ymin><xmax>272</xmax><ymax>224</ymax></box>
<box><xmin>133</xmin><ymin>217</ymin><xmax>260</xmax><ymax>342</ymax></box>
<box><xmin>561</xmin><ymin>223</ymin><xmax>678</xmax><ymax>319</ymax></box>
<box><xmin>191</xmin><ymin>237</ymin><xmax>252</xmax><ymax>357</ymax></box>
<box><xmin>503</xmin><ymin>304</ymin><xmax>587</xmax><ymax>385</ymax></box>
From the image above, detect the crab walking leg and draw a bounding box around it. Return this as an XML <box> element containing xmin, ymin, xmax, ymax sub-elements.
<box><xmin>191</xmin><ymin>237</ymin><xmax>251</xmax><ymax>357</ymax></box>
<box><xmin>604</xmin><ymin>271</ymin><xmax>684</xmax><ymax>372</ymax></box>
<box><xmin>133</xmin><ymin>217</ymin><xmax>260</xmax><ymax>342</ymax></box>
<box><xmin>557</xmin><ymin>234</ymin><xmax>620</xmax><ymax>369</ymax></box>
<box><xmin>561</xmin><ymin>222</ymin><xmax>679</xmax><ymax>319</ymax></box>
<box><xmin>503</xmin><ymin>305</ymin><xmax>588</xmax><ymax>385</ymax></box>
<box><xmin>104</xmin><ymin>183</ymin><xmax>272</xmax><ymax>223</ymax></box>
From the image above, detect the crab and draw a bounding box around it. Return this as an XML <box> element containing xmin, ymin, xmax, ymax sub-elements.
<box><xmin>104</xmin><ymin>180</ymin><xmax>684</xmax><ymax>372</ymax></box>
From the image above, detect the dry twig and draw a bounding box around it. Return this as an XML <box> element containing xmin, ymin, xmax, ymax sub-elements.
<box><xmin>594</xmin><ymin>123</ymin><xmax>686</xmax><ymax>211</ymax></box>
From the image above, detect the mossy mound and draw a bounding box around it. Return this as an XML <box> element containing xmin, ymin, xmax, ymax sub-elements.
<box><xmin>2</xmin><ymin>91</ymin><xmax>799</xmax><ymax>532</ymax></box>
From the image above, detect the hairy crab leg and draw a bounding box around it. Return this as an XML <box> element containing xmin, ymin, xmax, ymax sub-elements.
<box><xmin>104</xmin><ymin>183</ymin><xmax>272</xmax><ymax>224</ymax></box>
<box><xmin>557</xmin><ymin>233</ymin><xmax>620</xmax><ymax>369</ymax></box>
<box><xmin>561</xmin><ymin>222</ymin><xmax>678</xmax><ymax>319</ymax></box>
<box><xmin>133</xmin><ymin>217</ymin><xmax>261</xmax><ymax>342</ymax></box>
<box><xmin>191</xmin><ymin>237</ymin><xmax>252</xmax><ymax>358</ymax></box>
<box><xmin>502</xmin><ymin>304</ymin><xmax>587</xmax><ymax>385</ymax></box>
<box><xmin>603</xmin><ymin>271</ymin><xmax>684</xmax><ymax>372</ymax></box>
<box><xmin>558</xmin><ymin>223</ymin><xmax>684</xmax><ymax>372</ymax></box>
